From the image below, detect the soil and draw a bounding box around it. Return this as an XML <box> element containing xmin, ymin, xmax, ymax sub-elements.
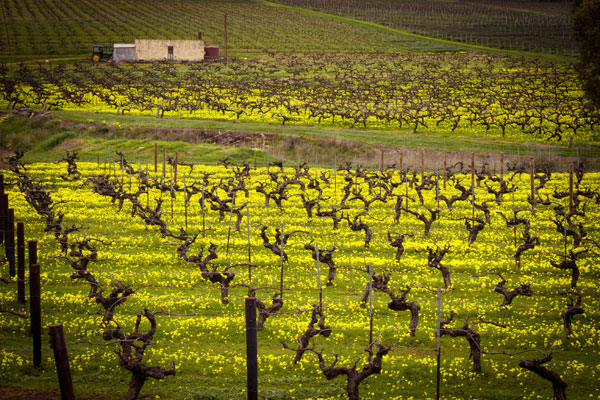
<box><xmin>0</xmin><ymin>385</ymin><xmax>155</xmax><ymax>400</ymax></box>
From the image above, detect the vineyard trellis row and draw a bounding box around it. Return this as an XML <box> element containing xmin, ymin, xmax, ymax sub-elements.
<box><xmin>273</xmin><ymin>0</ymin><xmax>577</xmax><ymax>56</ymax></box>
<box><xmin>1</xmin><ymin>53</ymin><xmax>598</xmax><ymax>146</ymax></box>
<box><xmin>0</xmin><ymin>149</ymin><xmax>599</xmax><ymax>399</ymax></box>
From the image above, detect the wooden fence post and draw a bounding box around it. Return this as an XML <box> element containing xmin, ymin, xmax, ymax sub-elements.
<box><xmin>368</xmin><ymin>263</ymin><xmax>373</xmax><ymax>348</ymax></box>
<box><xmin>530</xmin><ymin>157</ymin><xmax>535</xmax><ymax>209</ymax></box>
<box><xmin>470</xmin><ymin>152</ymin><xmax>475</xmax><ymax>187</ymax></box>
<box><xmin>436</xmin><ymin>287</ymin><xmax>442</xmax><ymax>400</ymax></box>
<box><xmin>29</xmin><ymin>241</ymin><xmax>41</xmax><ymax>367</ymax></box>
<box><xmin>0</xmin><ymin>194</ymin><xmax>7</xmax><ymax>256</ymax></box>
<box><xmin>17</xmin><ymin>222</ymin><xmax>25</xmax><ymax>303</ymax></box>
<box><xmin>49</xmin><ymin>323</ymin><xmax>75</xmax><ymax>400</ymax></box>
<box><xmin>162</xmin><ymin>147</ymin><xmax>166</xmax><ymax>182</ymax></box>
<box><xmin>443</xmin><ymin>153</ymin><xmax>447</xmax><ymax>190</ymax></box>
<box><xmin>569</xmin><ymin>164</ymin><xmax>574</xmax><ymax>214</ymax></box>
<box><xmin>420</xmin><ymin>149</ymin><xmax>425</xmax><ymax>183</ymax></box>
<box><xmin>174</xmin><ymin>151</ymin><xmax>178</xmax><ymax>184</ymax></box>
<box><xmin>30</xmin><ymin>261</ymin><xmax>41</xmax><ymax>367</ymax></box>
<box><xmin>7</xmin><ymin>209</ymin><xmax>15</xmax><ymax>277</ymax></box>
<box><xmin>279</xmin><ymin>223</ymin><xmax>285</xmax><ymax>299</ymax></box>
<box><xmin>245</xmin><ymin>298</ymin><xmax>258</xmax><ymax>400</ymax></box>
<box><xmin>247</xmin><ymin>206</ymin><xmax>252</xmax><ymax>283</ymax></box>
<box><xmin>500</xmin><ymin>152</ymin><xmax>504</xmax><ymax>182</ymax></box>
<box><xmin>471</xmin><ymin>153</ymin><xmax>475</xmax><ymax>218</ymax></box>
<box><xmin>316</xmin><ymin>243</ymin><xmax>322</xmax><ymax>309</ymax></box>
<box><xmin>399</xmin><ymin>152</ymin><xmax>403</xmax><ymax>177</ymax></box>
<box><xmin>154</xmin><ymin>142</ymin><xmax>158</xmax><ymax>173</ymax></box>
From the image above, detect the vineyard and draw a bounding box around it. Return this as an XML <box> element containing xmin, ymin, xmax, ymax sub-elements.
<box><xmin>0</xmin><ymin>0</ymin><xmax>462</xmax><ymax>60</ymax></box>
<box><xmin>1</xmin><ymin>148</ymin><xmax>599</xmax><ymax>399</ymax></box>
<box><xmin>1</xmin><ymin>0</ymin><xmax>599</xmax><ymax>399</ymax></box>
<box><xmin>2</xmin><ymin>53</ymin><xmax>598</xmax><ymax>147</ymax></box>
<box><xmin>273</xmin><ymin>0</ymin><xmax>577</xmax><ymax>56</ymax></box>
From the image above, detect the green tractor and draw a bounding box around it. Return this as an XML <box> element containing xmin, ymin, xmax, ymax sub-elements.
<box><xmin>91</xmin><ymin>44</ymin><xmax>113</xmax><ymax>62</ymax></box>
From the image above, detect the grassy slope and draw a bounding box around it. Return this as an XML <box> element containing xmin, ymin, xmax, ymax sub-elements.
<box><xmin>0</xmin><ymin>0</ymin><xmax>464</xmax><ymax>62</ymax></box>
<box><xmin>263</xmin><ymin>0</ymin><xmax>575</xmax><ymax>63</ymax></box>
<box><xmin>2</xmin><ymin>112</ymin><xmax>597</xmax><ymax>172</ymax></box>
<box><xmin>266</xmin><ymin>0</ymin><xmax>577</xmax><ymax>56</ymax></box>
<box><xmin>53</xmin><ymin>111</ymin><xmax>599</xmax><ymax>157</ymax></box>
<box><xmin>0</xmin><ymin>0</ymin><xmax>572</xmax><ymax>63</ymax></box>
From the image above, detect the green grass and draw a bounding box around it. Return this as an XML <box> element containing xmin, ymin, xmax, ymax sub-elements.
<box><xmin>51</xmin><ymin>111</ymin><xmax>600</xmax><ymax>160</ymax></box>
<box><xmin>2</xmin><ymin>112</ymin><xmax>597</xmax><ymax>173</ymax></box>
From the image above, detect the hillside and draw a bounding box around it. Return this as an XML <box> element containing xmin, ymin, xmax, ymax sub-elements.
<box><xmin>0</xmin><ymin>0</ymin><xmax>465</xmax><ymax>61</ymax></box>
<box><xmin>272</xmin><ymin>0</ymin><xmax>577</xmax><ymax>56</ymax></box>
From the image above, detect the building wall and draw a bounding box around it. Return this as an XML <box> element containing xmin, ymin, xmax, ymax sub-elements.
<box><xmin>134</xmin><ymin>39</ymin><xmax>205</xmax><ymax>62</ymax></box>
<box><xmin>113</xmin><ymin>45</ymin><xmax>136</xmax><ymax>63</ymax></box>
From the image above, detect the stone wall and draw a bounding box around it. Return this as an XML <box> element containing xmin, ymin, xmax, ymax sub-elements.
<box><xmin>134</xmin><ymin>39</ymin><xmax>205</xmax><ymax>62</ymax></box>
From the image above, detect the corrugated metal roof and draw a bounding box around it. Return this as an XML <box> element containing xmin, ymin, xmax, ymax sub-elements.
<box><xmin>114</xmin><ymin>43</ymin><xmax>135</xmax><ymax>48</ymax></box>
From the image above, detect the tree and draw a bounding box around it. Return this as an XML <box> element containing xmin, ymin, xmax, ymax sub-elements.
<box><xmin>573</xmin><ymin>0</ymin><xmax>600</xmax><ymax>109</ymax></box>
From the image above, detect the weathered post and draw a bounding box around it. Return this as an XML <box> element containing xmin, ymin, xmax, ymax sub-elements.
<box><xmin>162</xmin><ymin>147</ymin><xmax>166</xmax><ymax>183</ymax></box>
<box><xmin>512</xmin><ymin>189</ymin><xmax>517</xmax><ymax>249</ymax></box>
<box><xmin>174</xmin><ymin>151</ymin><xmax>178</xmax><ymax>184</ymax></box>
<box><xmin>201</xmin><ymin>183</ymin><xmax>206</xmax><ymax>238</ymax></box>
<box><xmin>530</xmin><ymin>157</ymin><xmax>535</xmax><ymax>209</ymax></box>
<box><xmin>247</xmin><ymin>206</ymin><xmax>252</xmax><ymax>282</ymax></box>
<box><xmin>316</xmin><ymin>243</ymin><xmax>322</xmax><ymax>309</ymax></box>
<box><xmin>421</xmin><ymin>149</ymin><xmax>425</xmax><ymax>184</ymax></box>
<box><xmin>0</xmin><ymin>194</ymin><xmax>7</xmax><ymax>256</ymax></box>
<box><xmin>154</xmin><ymin>142</ymin><xmax>158</xmax><ymax>173</ymax></box>
<box><xmin>245</xmin><ymin>297</ymin><xmax>258</xmax><ymax>400</ymax></box>
<box><xmin>17</xmin><ymin>222</ymin><xmax>25</xmax><ymax>303</ymax></box>
<box><xmin>7</xmin><ymin>209</ymin><xmax>15</xmax><ymax>277</ymax></box>
<box><xmin>443</xmin><ymin>152</ymin><xmax>447</xmax><ymax>190</ymax></box>
<box><xmin>398</xmin><ymin>152</ymin><xmax>403</xmax><ymax>177</ymax></box>
<box><xmin>226</xmin><ymin>193</ymin><xmax>235</xmax><ymax>256</ymax></box>
<box><xmin>471</xmin><ymin>152</ymin><xmax>475</xmax><ymax>187</ymax></box>
<box><xmin>436</xmin><ymin>171</ymin><xmax>440</xmax><ymax>213</ymax></box>
<box><xmin>29</xmin><ymin>241</ymin><xmax>41</xmax><ymax>368</ymax></box>
<box><xmin>471</xmin><ymin>153</ymin><xmax>475</xmax><ymax>218</ymax></box>
<box><xmin>333</xmin><ymin>153</ymin><xmax>337</xmax><ymax>200</ymax></box>
<box><xmin>368</xmin><ymin>263</ymin><xmax>373</xmax><ymax>350</ymax></box>
<box><xmin>500</xmin><ymin>152</ymin><xmax>504</xmax><ymax>183</ymax></box>
<box><xmin>49</xmin><ymin>323</ymin><xmax>75</xmax><ymax>400</ymax></box>
<box><xmin>569</xmin><ymin>164</ymin><xmax>574</xmax><ymax>214</ymax></box>
<box><xmin>183</xmin><ymin>172</ymin><xmax>188</xmax><ymax>230</ymax></box>
<box><xmin>436</xmin><ymin>287</ymin><xmax>441</xmax><ymax>400</ymax></box>
<box><xmin>279</xmin><ymin>223</ymin><xmax>285</xmax><ymax>299</ymax></box>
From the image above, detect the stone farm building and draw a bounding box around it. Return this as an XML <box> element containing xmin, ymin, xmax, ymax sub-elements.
<box><xmin>113</xmin><ymin>38</ymin><xmax>206</xmax><ymax>63</ymax></box>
